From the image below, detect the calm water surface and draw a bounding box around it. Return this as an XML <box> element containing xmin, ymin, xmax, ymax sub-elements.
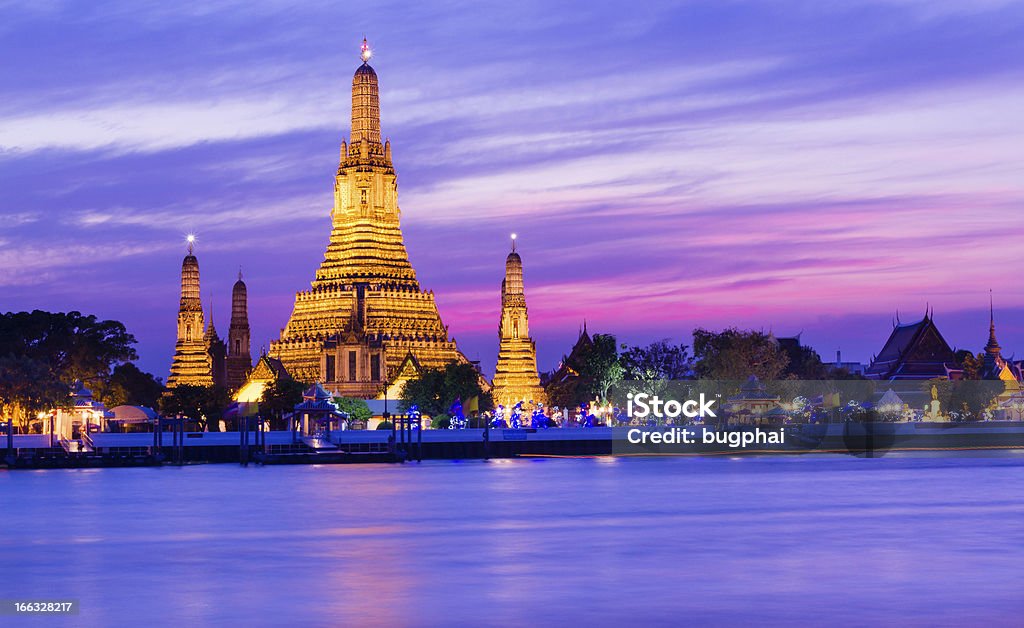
<box><xmin>2</xmin><ymin>455</ymin><xmax>1023</xmax><ymax>627</ymax></box>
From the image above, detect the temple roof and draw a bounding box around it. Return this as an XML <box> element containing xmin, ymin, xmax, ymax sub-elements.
<box><xmin>865</xmin><ymin>314</ymin><xmax>958</xmax><ymax>380</ymax></box>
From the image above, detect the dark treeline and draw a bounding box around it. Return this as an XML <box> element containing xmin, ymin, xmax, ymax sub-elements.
<box><xmin>0</xmin><ymin>310</ymin><xmax>163</xmax><ymax>429</ymax></box>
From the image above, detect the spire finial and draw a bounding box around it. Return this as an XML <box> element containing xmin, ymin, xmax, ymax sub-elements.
<box><xmin>360</xmin><ymin>37</ymin><xmax>372</xmax><ymax>63</ymax></box>
<box><xmin>238</xmin><ymin>266</ymin><xmax>243</xmax><ymax>282</ymax></box>
<box><xmin>510</xmin><ymin>232</ymin><xmax>517</xmax><ymax>253</ymax></box>
<box><xmin>186</xmin><ymin>233</ymin><xmax>195</xmax><ymax>255</ymax></box>
<box><xmin>986</xmin><ymin>288</ymin><xmax>1001</xmax><ymax>352</ymax></box>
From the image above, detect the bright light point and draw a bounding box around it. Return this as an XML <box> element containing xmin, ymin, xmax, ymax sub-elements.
<box><xmin>360</xmin><ymin>39</ymin><xmax>372</xmax><ymax>62</ymax></box>
<box><xmin>511</xmin><ymin>233</ymin><xmax>517</xmax><ymax>240</ymax></box>
<box><xmin>187</xmin><ymin>234</ymin><xmax>195</xmax><ymax>243</ymax></box>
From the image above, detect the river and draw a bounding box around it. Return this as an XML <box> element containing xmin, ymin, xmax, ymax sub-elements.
<box><xmin>2</xmin><ymin>454</ymin><xmax>1023</xmax><ymax>626</ymax></box>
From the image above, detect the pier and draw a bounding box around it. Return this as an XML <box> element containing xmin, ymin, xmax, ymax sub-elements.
<box><xmin>3</xmin><ymin>419</ymin><xmax>1024</xmax><ymax>468</ymax></box>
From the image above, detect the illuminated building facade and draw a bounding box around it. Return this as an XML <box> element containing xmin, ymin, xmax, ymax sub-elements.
<box><xmin>491</xmin><ymin>236</ymin><xmax>545</xmax><ymax>408</ymax></box>
<box><xmin>269</xmin><ymin>40</ymin><xmax>469</xmax><ymax>397</ymax></box>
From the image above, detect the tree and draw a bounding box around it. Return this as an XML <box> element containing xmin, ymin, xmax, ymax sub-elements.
<box><xmin>544</xmin><ymin>377</ymin><xmax>582</xmax><ymax>410</ymax></box>
<box><xmin>954</xmin><ymin>350</ymin><xmax>984</xmax><ymax>381</ymax></box>
<box><xmin>577</xmin><ymin>333</ymin><xmax>623</xmax><ymax>401</ymax></box>
<box><xmin>333</xmin><ymin>396</ymin><xmax>372</xmax><ymax>423</ymax></box>
<box><xmin>400</xmin><ymin>361</ymin><xmax>484</xmax><ymax>418</ymax></box>
<box><xmin>259</xmin><ymin>379</ymin><xmax>306</xmax><ymax>426</ymax></box>
<box><xmin>0</xmin><ymin>355</ymin><xmax>67</xmax><ymax>431</ymax></box>
<box><xmin>781</xmin><ymin>343</ymin><xmax>829</xmax><ymax>380</ymax></box>
<box><xmin>692</xmin><ymin>328</ymin><xmax>790</xmax><ymax>381</ymax></box>
<box><xmin>0</xmin><ymin>310</ymin><xmax>138</xmax><ymax>385</ymax></box>
<box><xmin>96</xmin><ymin>363</ymin><xmax>165</xmax><ymax>408</ymax></box>
<box><xmin>620</xmin><ymin>340</ymin><xmax>692</xmax><ymax>381</ymax></box>
<box><xmin>160</xmin><ymin>384</ymin><xmax>231</xmax><ymax>431</ymax></box>
<box><xmin>544</xmin><ymin>333</ymin><xmax>623</xmax><ymax>407</ymax></box>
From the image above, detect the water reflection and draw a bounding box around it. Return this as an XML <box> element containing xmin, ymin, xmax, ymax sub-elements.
<box><xmin>1</xmin><ymin>457</ymin><xmax>1023</xmax><ymax>624</ymax></box>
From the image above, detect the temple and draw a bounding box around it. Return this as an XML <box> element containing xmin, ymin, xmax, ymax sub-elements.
<box><xmin>269</xmin><ymin>39</ymin><xmax>469</xmax><ymax>397</ymax></box>
<box><xmin>542</xmin><ymin>323</ymin><xmax>594</xmax><ymax>405</ymax></box>
<box><xmin>864</xmin><ymin>310</ymin><xmax>960</xmax><ymax>380</ymax></box>
<box><xmin>226</xmin><ymin>271</ymin><xmax>253</xmax><ymax>391</ymax></box>
<box><xmin>981</xmin><ymin>293</ymin><xmax>1021</xmax><ymax>382</ymax></box>
<box><xmin>167</xmin><ymin>237</ymin><xmax>215</xmax><ymax>387</ymax></box>
<box><xmin>491</xmin><ymin>235</ymin><xmax>545</xmax><ymax>407</ymax></box>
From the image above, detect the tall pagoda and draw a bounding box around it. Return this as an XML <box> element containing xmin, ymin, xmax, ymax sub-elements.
<box><xmin>226</xmin><ymin>270</ymin><xmax>252</xmax><ymax>391</ymax></box>
<box><xmin>270</xmin><ymin>39</ymin><xmax>469</xmax><ymax>397</ymax></box>
<box><xmin>491</xmin><ymin>235</ymin><xmax>545</xmax><ymax>408</ymax></box>
<box><xmin>167</xmin><ymin>237</ymin><xmax>215</xmax><ymax>387</ymax></box>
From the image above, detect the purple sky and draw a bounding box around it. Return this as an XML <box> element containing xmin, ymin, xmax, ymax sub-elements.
<box><xmin>2</xmin><ymin>1</ymin><xmax>1023</xmax><ymax>380</ymax></box>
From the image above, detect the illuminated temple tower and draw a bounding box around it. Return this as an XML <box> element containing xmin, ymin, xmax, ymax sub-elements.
<box><xmin>491</xmin><ymin>235</ymin><xmax>545</xmax><ymax>407</ymax></box>
<box><xmin>167</xmin><ymin>237</ymin><xmax>214</xmax><ymax>387</ymax></box>
<box><xmin>226</xmin><ymin>271</ymin><xmax>252</xmax><ymax>391</ymax></box>
<box><xmin>269</xmin><ymin>39</ymin><xmax>469</xmax><ymax>397</ymax></box>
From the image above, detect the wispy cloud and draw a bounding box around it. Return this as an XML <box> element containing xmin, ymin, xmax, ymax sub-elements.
<box><xmin>1</xmin><ymin>0</ymin><xmax>1022</xmax><ymax>376</ymax></box>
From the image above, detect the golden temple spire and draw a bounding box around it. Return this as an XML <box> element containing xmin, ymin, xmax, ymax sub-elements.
<box><xmin>493</xmin><ymin>234</ymin><xmax>545</xmax><ymax>408</ymax></box>
<box><xmin>351</xmin><ymin>37</ymin><xmax>381</xmax><ymax>148</ymax></box>
<box><xmin>270</xmin><ymin>44</ymin><xmax>470</xmax><ymax>391</ymax></box>
<box><xmin>168</xmin><ymin>234</ymin><xmax>213</xmax><ymax>388</ymax></box>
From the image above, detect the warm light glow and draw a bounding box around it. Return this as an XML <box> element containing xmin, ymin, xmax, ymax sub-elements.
<box><xmin>360</xmin><ymin>38</ymin><xmax>372</xmax><ymax>63</ymax></box>
<box><xmin>511</xmin><ymin>233</ymin><xmax>517</xmax><ymax>240</ymax></box>
<box><xmin>186</xmin><ymin>234</ymin><xmax>195</xmax><ymax>243</ymax></box>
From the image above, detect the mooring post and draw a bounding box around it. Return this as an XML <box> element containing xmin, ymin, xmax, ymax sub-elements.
<box><xmin>395</xmin><ymin>413</ymin><xmax>403</xmax><ymax>458</ymax></box>
<box><xmin>403</xmin><ymin>411</ymin><xmax>411</xmax><ymax>461</ymax></box>
<box><xmin>243</xmin><ymin>416</ymin><xmax>250</xmax><ymax>466</ymax></box>
<box><xmin>417</xmin><ymin>417</ymin><xmax>423</xmax><ymax>462</ymax></box>
<box><xmin>484</xmin><ymin>418</ymin><xmax>490</xmax><ymax>460</ymax></box>
<box><xmin>6</xmin><ymin>419</ymin><xmax>13</xmax><ymax>460</ymax></box>
<box><xmin>387</xmin><ymin>412</ymin><xmax>396</xmax><ymax>458</ymax></box>
<box><xmin>177</xmin><ymin>418</ymin><xmax>184</xmax><ymax>465</ymax></box>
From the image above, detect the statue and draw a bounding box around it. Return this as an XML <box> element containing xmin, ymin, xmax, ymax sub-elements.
<box><xmin>448</xmin><ymin>398</ymin><xmax>466</xmax><ymax>429</ymax></box>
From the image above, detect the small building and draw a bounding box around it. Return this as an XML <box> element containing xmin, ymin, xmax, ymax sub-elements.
<box><xmin>725</xmin><ymin>375</ymin><xmax>782</xmax><ymax>425</ymax></box>
<box><xmin>54</xmin><ymin>382</ymin><xmax>113</xmax><ymax>439</ymax></box>
<box><xmin>108</xmin><ymin>405</ymin><xmax>158</xmax><ymax>432</ymax></box>
<box><xmin>293</xmin><ymin>384</ymin><xmax>347</xmax><ymax>436</ymax></box>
